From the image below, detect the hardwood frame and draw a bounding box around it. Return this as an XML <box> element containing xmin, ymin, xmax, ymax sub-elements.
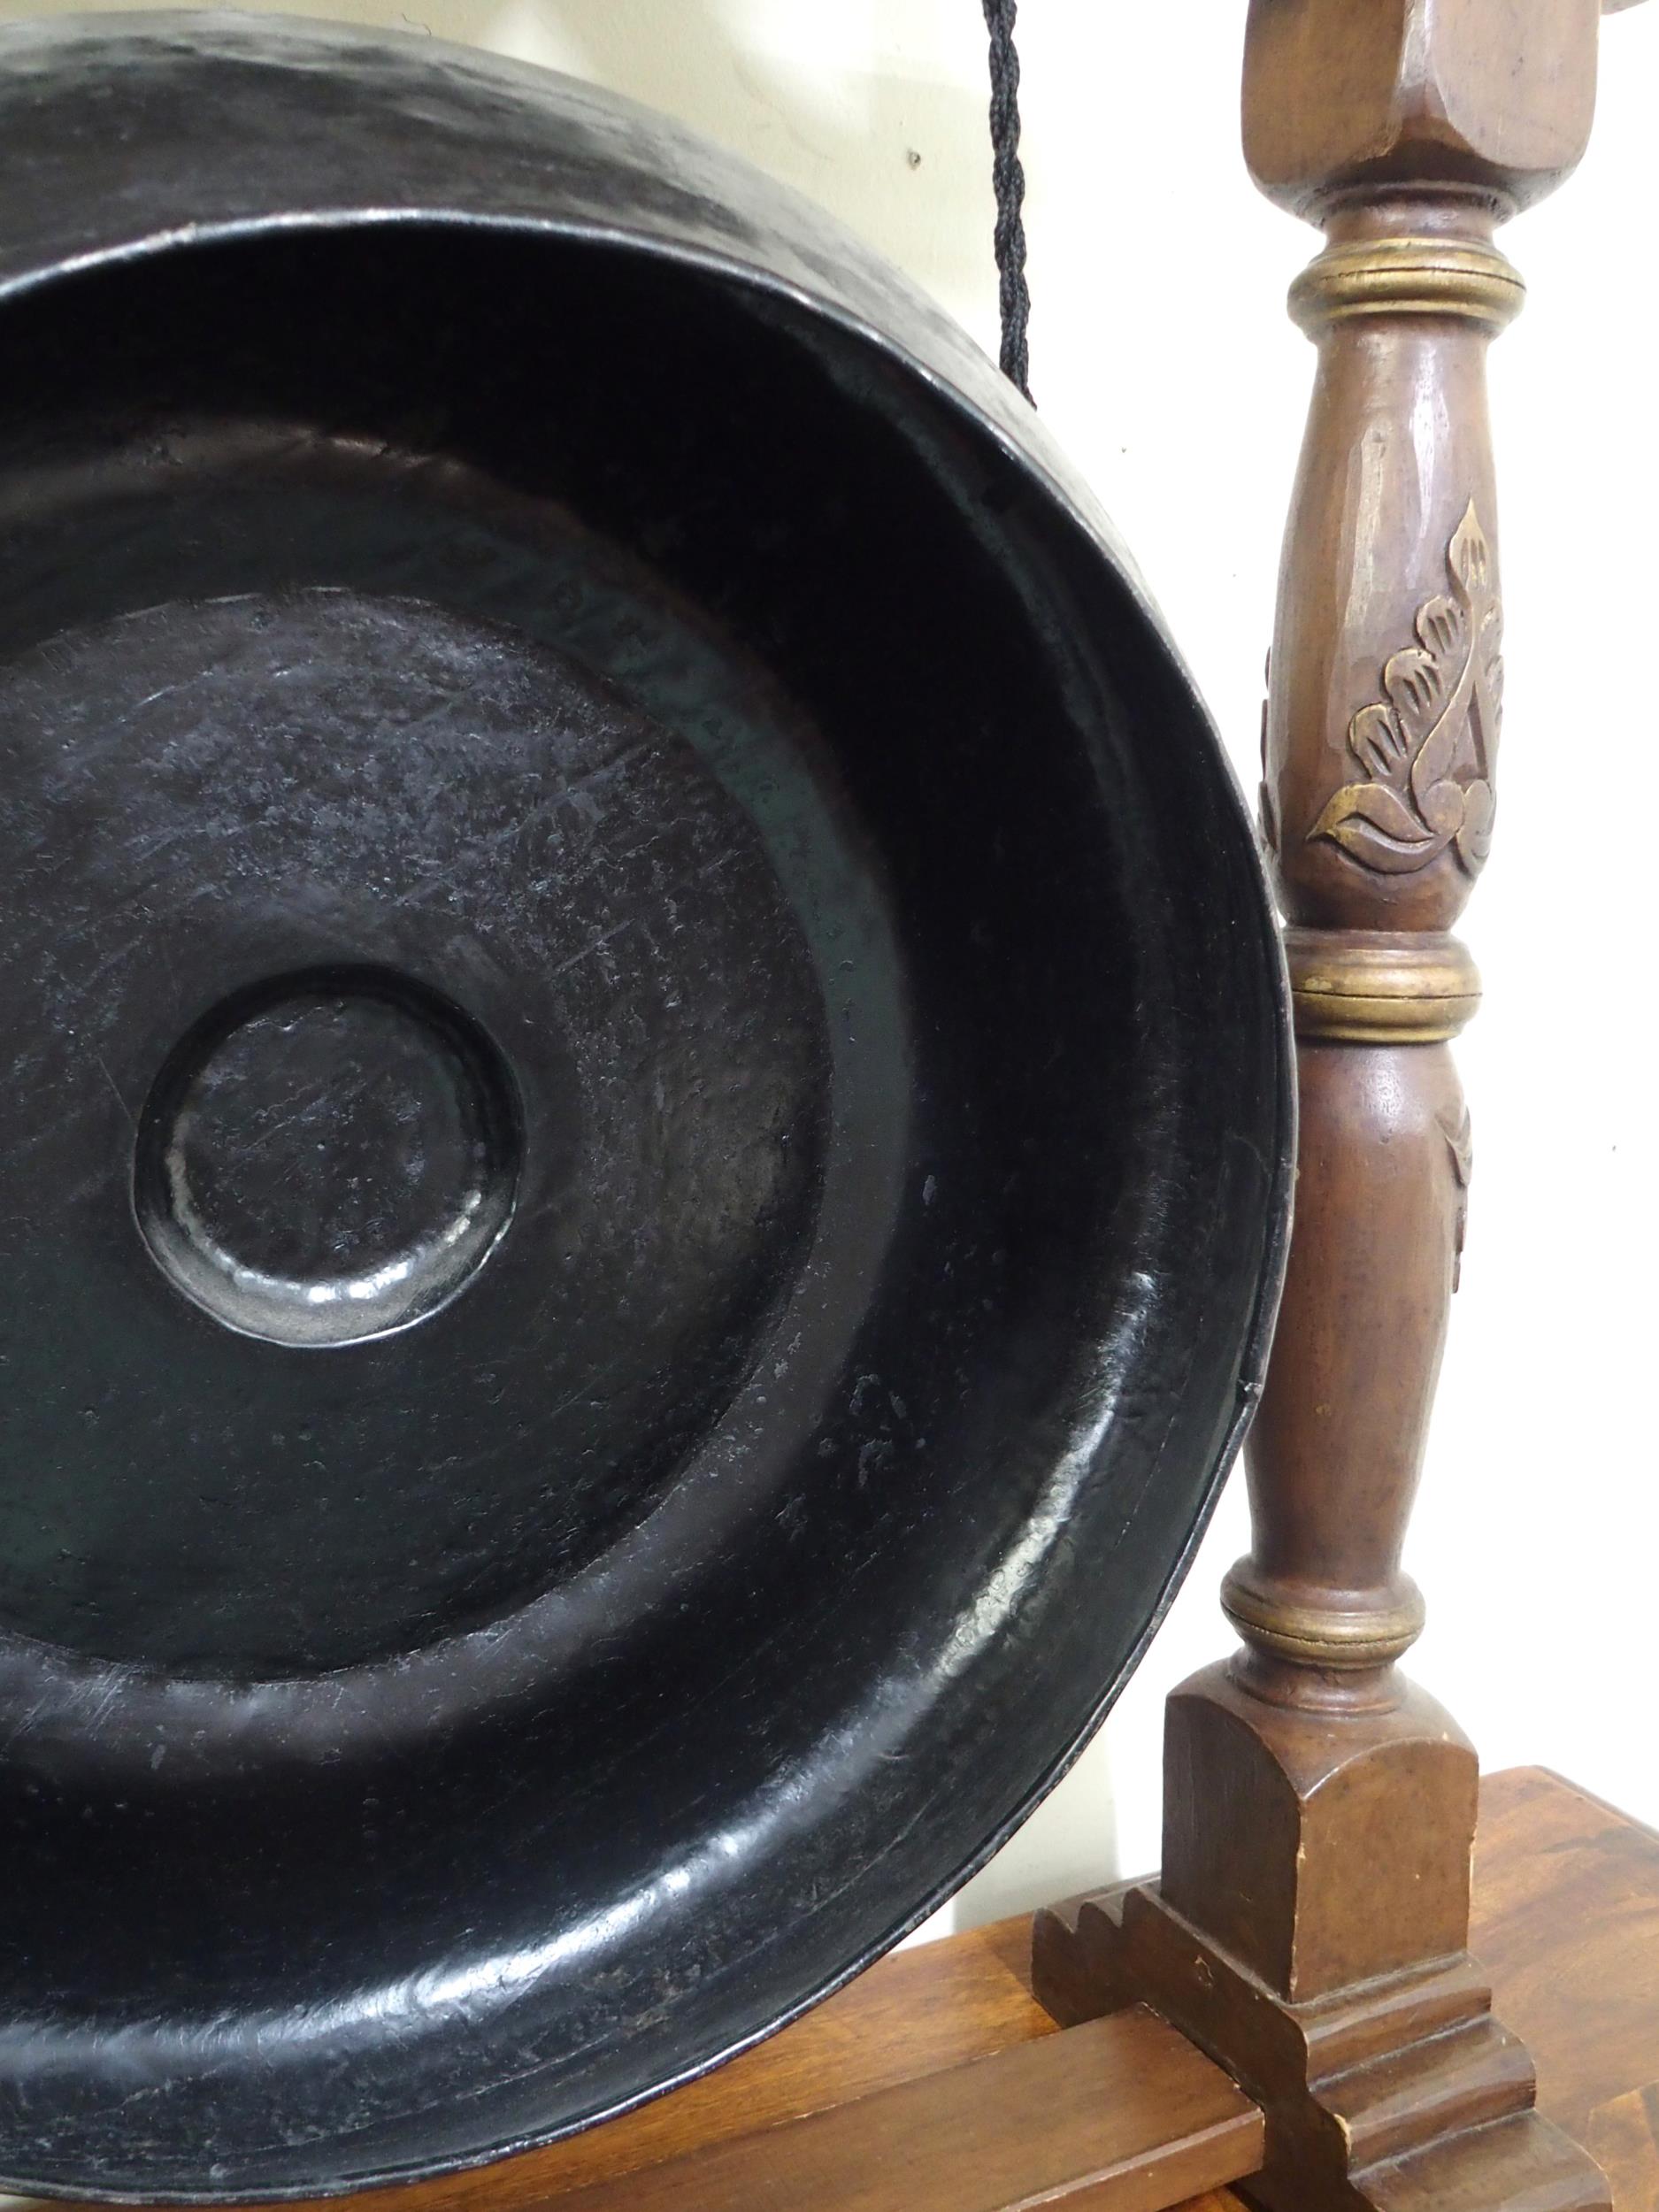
<box><xmin>1033</xmin><ymin>4</ymin><xmax>1634</xmax><ymax>2207</ymax></box>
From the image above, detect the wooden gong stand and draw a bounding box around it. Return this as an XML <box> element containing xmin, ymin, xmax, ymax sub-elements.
<box><xmin>1029</xmin><ymin>1</ymin><xmax>1643</xmax><ymax>2207</ymax></box>
<box><xmin>65</xmin><ymin>5</ymin><xmax>1654</xmax><ymax>2212</ymax></box>
<box><xmin>1033</xmin><ymin>0</ymin><xmax>1647</xmax><ymax>2206</ymax></box>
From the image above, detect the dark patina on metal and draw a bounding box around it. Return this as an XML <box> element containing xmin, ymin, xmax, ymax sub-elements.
<box><xmin>0</xmin><ymin>13</ymin><xmax>1292</xmax><ymax>2200</ymax></box>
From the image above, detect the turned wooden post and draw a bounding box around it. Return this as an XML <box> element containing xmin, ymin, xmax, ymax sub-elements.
<box><xmin>1034</xmin><ymin>5</ymin><xmax>1623</xmax><ymax>2207</ymax></box>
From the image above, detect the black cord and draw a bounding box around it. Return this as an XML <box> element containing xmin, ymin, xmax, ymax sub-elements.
<box><xmin>981</xmin><ymin>0</ymin><xmax>1033</xmax><ymax>402</ymax></box>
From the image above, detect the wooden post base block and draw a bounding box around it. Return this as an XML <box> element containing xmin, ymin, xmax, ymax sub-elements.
<box><xmin>1158</xmin><ymin>1664</ymin><xmax>1478</xmax><ymax>1998</ymax></box>
<box><xmin>1034</xmin><ymin>1703</ymin><xmax>1613</xmax><ymax>2212</ymax></box>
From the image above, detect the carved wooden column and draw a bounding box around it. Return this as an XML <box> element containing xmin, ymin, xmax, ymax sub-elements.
<box><xmin>1033</xmin><ymin>4</ymin><xmax>1618</xmax><ymax>2208</ymax></box>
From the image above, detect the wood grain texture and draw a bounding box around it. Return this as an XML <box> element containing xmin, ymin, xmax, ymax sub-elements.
<box><xmin>1473</xmin><ymin>1768</ymin><xmax>1659</xmax><ymax>2185</ymax></box>
<box><xmin>1177</xmin><ymin>1767</ymin><xmax>1659</xmax><ymax>2212</ymax></box>
<box><xmin>539</xmin><ymin>2009</ymin><xmax>1262</xmax><ymax>2212</ymax></box>
<box><xmin>1036</xmin><ymin>1863</ymin><xmax>1605</xmax><ymax>2212</ymax></box>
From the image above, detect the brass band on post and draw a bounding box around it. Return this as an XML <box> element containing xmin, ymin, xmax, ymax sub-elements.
<box><xmin>1220</xmin><ymin>1560</ymin><xmax>1428</xmax><ymax>1672</ymax></box>
<box><xmin>1290</xmin><ymin>236</ymin><xmax>1525</xmax><ymax>334</ymax></box>
<box><xmin>1286</xmin><ymin>928</ymin><xmax>1481</xmax><ymax>1043</ymax></box>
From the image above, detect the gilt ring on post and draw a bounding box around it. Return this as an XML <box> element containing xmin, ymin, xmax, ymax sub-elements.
<box><xmin>1290</xmin><ymin>236</ymin><xmax>1526</xmax><ymax>334</ymax></box>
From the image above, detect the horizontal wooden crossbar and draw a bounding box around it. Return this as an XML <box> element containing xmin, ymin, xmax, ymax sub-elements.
<box><xmin>550</xmin><ymin>2007</ymin><xmax>1263</xmax><ymax>2212</ymax></box>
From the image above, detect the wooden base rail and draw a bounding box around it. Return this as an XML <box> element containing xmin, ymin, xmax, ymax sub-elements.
<box><xmin>542</xmin><ymin>2011</ymin><xmax>1261</xmax><ymax>2212</ymax></box>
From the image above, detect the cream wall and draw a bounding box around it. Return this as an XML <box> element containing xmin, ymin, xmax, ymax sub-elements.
<box><xmin>4</xmin><ymin>0</ymin><xmax>1655</xmax><ymax>1930</ymax></box>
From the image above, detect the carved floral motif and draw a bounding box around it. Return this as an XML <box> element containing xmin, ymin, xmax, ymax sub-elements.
<box><xmin>1308</xmin><ymin>501</ymin><xmax>1502</xmax><ymax>877</ymax></box>
<box><xmin>1440</xmin><ymin>1104</ymin><xmax>1473</xmax><ymax>1291</ymax></box>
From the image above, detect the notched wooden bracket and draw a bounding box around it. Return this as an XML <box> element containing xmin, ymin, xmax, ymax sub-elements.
<box><xmin>1034</xmin><ymin>1886</ymin><xmax>1605</xmax><ymax>2212</ymax></box>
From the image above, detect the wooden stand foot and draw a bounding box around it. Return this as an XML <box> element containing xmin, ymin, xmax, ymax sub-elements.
<box><xmin>1035</xmin><ymin>1677</ymin><xmax>1608</xmax><ymax>2206</ymax></box>
<box><xmin>1033</xmin><ymin>1676</ymin><xmax>1611</xmax><ymax>2208</ymax></box>
<box><xmin>1036</xmin><ymin>1887</ymin><xmax>1603</xmax><ymax>2212</ymax></box>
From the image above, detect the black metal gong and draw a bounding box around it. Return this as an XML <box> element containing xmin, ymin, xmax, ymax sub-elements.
<box><xmin>0</xmin><ymin>14</ymin><xmax>1292</xmax><ymax>2200</ymax></box>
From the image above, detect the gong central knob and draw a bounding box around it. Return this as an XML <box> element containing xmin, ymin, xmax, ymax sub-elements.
<box><xmin>134</xmin><ymin>968</ymin><xmax>519</xmax><ymax>1348</ymax></box>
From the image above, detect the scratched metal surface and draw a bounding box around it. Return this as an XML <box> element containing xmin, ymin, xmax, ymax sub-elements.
<box><xmin>0</xmin><ymin>13</ymin><xmax>1293</xmax><ymax>2200</ymax></box>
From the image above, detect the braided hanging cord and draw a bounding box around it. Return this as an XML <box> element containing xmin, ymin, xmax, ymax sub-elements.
<box><xmin>981</xmin><ymin>0</ymin><xmax>1033</xmax><ymax>401</ymax></box>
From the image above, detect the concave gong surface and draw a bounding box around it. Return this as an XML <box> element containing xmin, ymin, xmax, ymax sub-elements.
<box><xmin>0</xmin><ymin>16</ymin><xmax>1291</xmax><ymax>2203</ymax></box>
<box><xmin>0</xmin><ymin>586</ymin><xmax>826</xmax><ymax>1676</ymax></box>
